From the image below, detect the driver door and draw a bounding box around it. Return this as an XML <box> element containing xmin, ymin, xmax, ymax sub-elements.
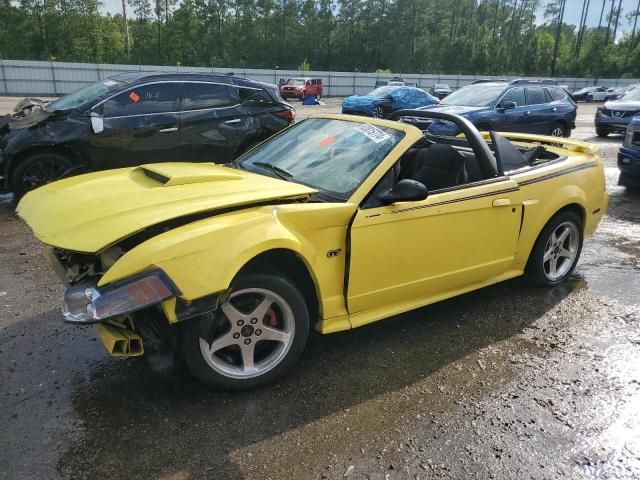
<box><xmin>347</xmin><ymin>176</ymin><xmax>522</xmax><ymax>323</ymax></box>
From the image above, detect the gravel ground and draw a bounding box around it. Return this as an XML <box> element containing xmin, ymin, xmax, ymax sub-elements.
<box><xmin>0</xmin><ymin>97</ymin><xmax>639</xmax><ymax>480</ymax></box>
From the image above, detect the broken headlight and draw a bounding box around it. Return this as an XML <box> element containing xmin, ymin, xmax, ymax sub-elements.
<box><xmin>62</xmin><ymin>270</ymin><xmax>178</xmax><ymax>324</ymax></box>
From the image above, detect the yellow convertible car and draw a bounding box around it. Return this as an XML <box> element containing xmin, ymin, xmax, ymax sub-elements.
<box><xmin>18</xmin><ymin>111</ymin><xmax>608</xmax><ymax>390</ymax></box>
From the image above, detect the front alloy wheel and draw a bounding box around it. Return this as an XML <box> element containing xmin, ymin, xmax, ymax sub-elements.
<box><xmin>183</xmin><ymin>273</ymin><xmax>309</xmax><ymax>390</ymax></box>
<box><xmin>527</xmin><ymin>211</ymin><xmax>583</xmax><ymax>286</ymax></box>
<box><xmin>373</xmin><ymin>106</ymin><xmax>384</xmax><ymax>118</ymax></box>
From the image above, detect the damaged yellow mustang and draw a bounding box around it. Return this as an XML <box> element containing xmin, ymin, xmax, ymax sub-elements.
<box><xmin>18</xmin><ymin>111</ymin><xmax>608</xmax><ymax>390</ymax></box>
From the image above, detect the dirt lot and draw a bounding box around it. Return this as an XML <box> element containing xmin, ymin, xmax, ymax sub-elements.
<box><xmin>0</xmin><ymin>98</ymin><xmax>639</xmax><ymax>480</ymax></box>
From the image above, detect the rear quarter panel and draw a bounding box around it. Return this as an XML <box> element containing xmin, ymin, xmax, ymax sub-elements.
<box><xmin>511</xmin><ymin>152</ymin><xmax>607</xmax><ymax>267</ymax></box>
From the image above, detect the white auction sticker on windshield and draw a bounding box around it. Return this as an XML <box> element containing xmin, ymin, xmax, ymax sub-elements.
<box><xmin>356</xmin><ymin>124</ymin><xmax>391</xmax><ymax>143</ymax></box>
<box><xmin>103</xmin><ymin>80</ymin><xmax>118</xmax><ymax>86</ymax></box>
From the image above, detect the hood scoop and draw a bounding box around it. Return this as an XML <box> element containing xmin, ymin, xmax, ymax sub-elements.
<box><xmin>136</xmin><ymin>163</ymin><xmax>244</xmax><ymax>186</ymax></box>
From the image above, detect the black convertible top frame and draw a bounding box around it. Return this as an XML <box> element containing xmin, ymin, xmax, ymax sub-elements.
<box><xmin>386</xmin><ymin>109</ymin><xmax>500</xmax><ymax>179</ymax></box>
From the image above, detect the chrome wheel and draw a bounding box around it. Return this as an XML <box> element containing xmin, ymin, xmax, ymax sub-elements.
<box><xmin>551</xmin><ymin>125</ymin><xmax>565</xmax><ymax>137</ymax></box>
<box><xmin>199</xmin><ymin>288</ymin><xmax>295</xmax><ymax>379</ymax></box>
<box><xmin>542</xmin><ymin>221</ymin><xmax>579</xmax><ymax>281</ymax></box>
<box><xmin>373</xmin><ymin>106</ymin><xmax>384</xmax><ymax>118</ymax></box>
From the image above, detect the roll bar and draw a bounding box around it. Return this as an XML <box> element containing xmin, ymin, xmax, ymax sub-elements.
<box><xmin>386</xmin><ymin>109</ymin><xmax>499</xmax><ymax>178</ymax></box>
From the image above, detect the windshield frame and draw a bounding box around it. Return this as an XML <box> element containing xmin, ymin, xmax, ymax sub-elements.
<box><xmin>45</xmin><ymin>78</ymin><xmax>126</xmax><ymax>113</ymax></box>
<box><xmin>234</xmin><ymin>115</ymin><xmax>414</xmax><ymax>202</ymax></box>
<box><xmin>439</xmin><ymin>84</ymin><xmax>506</xmax><ymax>107</ymax></box>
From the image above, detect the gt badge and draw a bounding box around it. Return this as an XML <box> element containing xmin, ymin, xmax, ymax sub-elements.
<box><xmin>327</xmin><ymin>249</ymin><xmax>341</xmax><ymax>258</ymax></box>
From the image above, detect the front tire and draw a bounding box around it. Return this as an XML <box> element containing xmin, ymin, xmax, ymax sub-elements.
<box><xmin>526</xmin><ymin>211</ymin><xmax>584</xmax><ymax>286</ymax></box>
<box><xmin>11</xmin><ymin>152</ymin><xmax>74</xmax><ymax>201</ymax></box>
<box><xmin>183</xmin><ymin>273</ymin><xmax>310</xmax><ymax>390</ymax></box>
<box><xmin>373</xmin><ymin>106</ymin><xmax>384</xmax><ymax>118</ymax></box>
<box><xmin>596</xmin><ymin>127</ymin><xmax>609</xmax><ymax>137</ymax></box>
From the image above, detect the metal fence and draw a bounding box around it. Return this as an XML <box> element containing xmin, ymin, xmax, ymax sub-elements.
<box><xmin>1</xmin><ymin>58</ymin><xmax>639</xmax><ymax>97</ymax></box>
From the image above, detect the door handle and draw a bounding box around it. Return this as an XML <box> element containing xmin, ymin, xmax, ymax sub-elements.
<box><xmin>551</xmin><ymin>107</ymin><xmax>557</xmax><ymax>112</ymax></box>
<box><xmin>158</xmin><ymin>127</ymin><xmax>178</xmax><ymax>133</ymax></box>
<box><xmin>224</xmin><ymin>119</ymin><xmax>242</xmax><ymax>124</ymax></box>
<box><xmin>522</xmin><ymin>111</ymin><xmax>530</xmax><ymax>116</ymax></box>
<box><xmin>492</xmin><ymin>198</ymin><xmax>511</xmax><ymax>207</ymax></box>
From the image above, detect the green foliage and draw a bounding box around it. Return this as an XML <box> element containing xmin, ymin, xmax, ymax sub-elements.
<box><xmin>298</xmin><ymin>58</ymin><xmax>311</xmax><ymax>71</ymax></box>
<box><xmin>0</xmin><ymin>0</ymin><xmax>639</xmax><ymax>78</ymax></box>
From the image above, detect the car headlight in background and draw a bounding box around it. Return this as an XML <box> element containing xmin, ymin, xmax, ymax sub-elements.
<box><xmin>624</xmin><ymin>126</ymin><xmax>640</xmax><ymax>149</ymax></box>
<box><xmin>62</xmin><ymin>270</ymin><xmax>178</xmax><ymax>324</ymax></box>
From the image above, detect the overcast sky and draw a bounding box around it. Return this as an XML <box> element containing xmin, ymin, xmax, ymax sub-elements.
<box><xmin>101</xmin><ymin>0</ymin><xmax>639</xmax><ymax>39</ymax></box>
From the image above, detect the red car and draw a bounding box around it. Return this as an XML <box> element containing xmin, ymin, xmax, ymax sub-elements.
<box><xmin>280</xmin><ymin>78</ymin><xmax>323</xmax><ymax>100</ymax></box>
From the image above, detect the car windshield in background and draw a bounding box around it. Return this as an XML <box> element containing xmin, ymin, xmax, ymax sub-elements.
<box><xmin>45</xmin><ymin>79</ymin><xmax>125</xmax><ymax>112</ymax></box>
<box><xmin>238</xmin><ymin>118</ymin><xmax>404</xmax><ymax>198</ymax></box>
<box><xmin>439</xmin><ymin>85</ymin><xmax>504</xmax><ymax>107</ymax></box>
<box><xmin>621</xmin><ymin>88</ymin><xmax>640</xmax><ymax>101</ymax></box>
<box><xmin>287</xmin><ymin>79</ymin><xmax>305</xmax><ymax>85</ymax></box>
<box><xmin>435</xmin><ymin>84</ymin><xmax>449</xmax><ymax>89</ymax></box>
<box><xmin>367</xmin><ymin>86</ymin><xmax>396</xmax><ymax>97</ymax></box>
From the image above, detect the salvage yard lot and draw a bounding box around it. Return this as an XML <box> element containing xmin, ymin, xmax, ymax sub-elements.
<box><xmin>1</xmin><ymin>97</ymin><xmax>639</xmax><ymax>479</ymax></box>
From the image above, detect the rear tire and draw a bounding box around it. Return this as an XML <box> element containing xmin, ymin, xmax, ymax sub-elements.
<box><xmin>11</xmin><ymin>152</ymin><xmax>74</xmax><ymax>202</ymax></box>
<box><xmin>526</xmin><ymin>211</ymin><xmax>584</xmax><ymax>286</ymax></box>
<box><xmin>596</xmin><ymin>127</ymin><xmax>609</xmax><ymax>137</ymax></box>
<box><xmin>550</xmin><ymin>122</ymin><xmax>567</xmax><ymax>137</ymax></box>
<box><xmin>182</xmin><ymin>273</ymin><xmax>310</xmax><ymax>390</ymax></box>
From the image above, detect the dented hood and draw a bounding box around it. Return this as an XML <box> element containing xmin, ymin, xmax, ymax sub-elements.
<box><xmin>17</xmin><ymin>162</ymin><xmax>317</xmax><ymax>253</ymax></box>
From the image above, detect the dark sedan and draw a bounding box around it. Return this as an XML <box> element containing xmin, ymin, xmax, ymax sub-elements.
<box><xmin>431</xmin><ymin>83</ymin><xmax>452</xmax><ymax>99</ymax></box>
<box><xmin>0</xmin><ymin>72</ymin><xmax>294</xmax><ymax>199</ymax></box>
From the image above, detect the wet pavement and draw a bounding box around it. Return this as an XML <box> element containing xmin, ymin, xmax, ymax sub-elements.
<box><xmin>0</xmin><ymin>101</ymin><xmax>639</xmax><ymax>479</ymax></box>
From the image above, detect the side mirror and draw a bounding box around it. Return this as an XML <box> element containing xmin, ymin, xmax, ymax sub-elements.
<box><xmin>378</xmin><ymin>179</ymin><xmax>428</xmax><ymax>204</ymax></box>
<box><xmin>498</xmin><ymin>101</ymin><xmax>516</xmax><ymax>110</ymax></box>
<box><xmin>90</xmin><ymin>111</ymin><xmax>104</xmax><ymax>134</ymax></box>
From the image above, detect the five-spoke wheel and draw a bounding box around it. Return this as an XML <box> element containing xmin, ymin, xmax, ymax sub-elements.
<box><xmin>527</xmin><ymin>211</ymin><xmax>584</xmax><ymax>286</ymax></box>
<box><xmin>183</xmin><ymin>273</ymin><xmax>309</xmax><ymax>390</ymax></box>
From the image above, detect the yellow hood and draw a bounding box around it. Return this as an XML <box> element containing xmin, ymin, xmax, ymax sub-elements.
<box><xmin>17</xmin><ymin>162</ymin><xmax>317</xmax><ymax>253</ymax></box>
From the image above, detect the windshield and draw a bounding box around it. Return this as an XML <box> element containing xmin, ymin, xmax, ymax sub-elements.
<box><xmin>287</xmin><ymin>79</ymin><xmax>306</xmax><ymax>86</ymax></box>
<box><xmin>45</xmin><ymin>79</ymin><xmax>125</xmax><ymax>112</ymax></box>
<box><xmin>237</xmin><ymin>118</ymin><xmax>405</xmax><ymax>198</ymax></box>
<box><xmin>367</xmin><ymin>86</ymin><xmax>397</xmax><ymax>97</ymax></box>
<box><xmin>439</xmin><ymin>85</ymin><xmax>504</xmax><ymax>107</ymax></box>
<box><xmin>621</xmin><ymin>88</ymin><xmax>640</xmax><ymax>101</ymax></box>
<box><xmin>434</xmin><ymin>84</ymin><xmax>449</xmax><ymax>89</ymax></box>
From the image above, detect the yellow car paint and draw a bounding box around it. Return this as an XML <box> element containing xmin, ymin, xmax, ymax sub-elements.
<box><xmin>18</xmin><ymin>114</ymin><xmax>608</xmax><ymax>337</ymax></box>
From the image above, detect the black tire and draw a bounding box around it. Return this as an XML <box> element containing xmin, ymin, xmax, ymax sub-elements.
<box><xmin>526</xmin><ymin>211</ymin><xmax>584</xmax><ymax>286</ymax></box>
<box><xmin>596</xmin><ymin>127</ymin><xmax>609</xmax><ymax>137</ymax></box>
<box><xmin>373</xmin><ymin>105</ymin><xmax>385</xmax><ymax>118</ymax></box>
<box><xmin>11</xmin><ymin>152</ymin><xmax>74</xmax><ymax>202</ymax></box>
<box><xmin>550</xmin><ymin>122</ymin><xmax>567</xmax><ymax>138</ymax></box>
<box><xmin>183</xmin><ymin>273</ymin><xmax>310</xmax><ymax>390</ymax></box>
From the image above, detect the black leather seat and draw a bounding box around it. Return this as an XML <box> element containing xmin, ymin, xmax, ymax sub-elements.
<box><xmin>410</xmin><ymin>144</ymin><xmax>468</xmax><ymax>190</ymax></box>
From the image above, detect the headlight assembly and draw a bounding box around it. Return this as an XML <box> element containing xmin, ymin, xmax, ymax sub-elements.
<box><xmin>62</xmin><ymin>270</ymin><xmax>178</xmax><ymax>324</ymax></box>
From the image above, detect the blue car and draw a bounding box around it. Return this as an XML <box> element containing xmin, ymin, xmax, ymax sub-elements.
<box><xmin>406</xmin><ymin>80</ymin><xmax>577</xmax><ymax>137</ymax></box>
<box><xmin>618</xmin><ymin>116</ymin><xmax>640</xmax><ymax>188</ymax></box>
<box><xmin>342</xmin><ymin>86</ymin><xmax>438</xmax><ymax>118</ymax></box>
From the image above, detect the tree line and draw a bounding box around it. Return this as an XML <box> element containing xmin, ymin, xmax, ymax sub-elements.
<box><xmin>1</xmin><ymin>0</ymin><xmax>639</xmax><ymax>78</ymax></box>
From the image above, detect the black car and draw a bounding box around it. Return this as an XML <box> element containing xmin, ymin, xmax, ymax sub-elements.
<box><xmin>431</xmin><ymin>83</ymin><xmax>452</xmax><ymax>99</ymax></box>
<box><xmin>0</xmin><ymin>72</ymin><xmax>295</xmax><ymax>199</ymax></box>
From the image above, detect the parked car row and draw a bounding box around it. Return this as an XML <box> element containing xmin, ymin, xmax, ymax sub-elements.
<box><xmin>0</xmin><ymin>72</ymin><xmax>295</xmax><ymax>200</ymax></box>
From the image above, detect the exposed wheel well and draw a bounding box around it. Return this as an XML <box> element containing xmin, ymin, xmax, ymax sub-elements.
<box><xmin>237</xmin><ymin>249</ymin><xmax>320</xmax><ymax>321</ymax></box>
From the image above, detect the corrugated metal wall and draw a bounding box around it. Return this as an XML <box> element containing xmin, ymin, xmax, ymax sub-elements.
<box><xmin>1</xmin><ymin>59</ymin><xmax>638</xmax><ymax>97</ymax></box>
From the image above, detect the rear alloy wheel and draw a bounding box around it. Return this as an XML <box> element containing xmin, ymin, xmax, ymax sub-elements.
<box><xmin>11</xmin><ymin>152</ymin><xmax>74</xmax><ymax>202</ymax></box>
<box><xmin>373</xmin><ymin>106</ymin><xmax>385</xmax><ymax>118</ymax></box>
<box><xmin>527</xmin><ymin>211</ymin><xmax>583</xmax><ymax>286</ymax></box>
<box><xmin>550</xmin><ymin>122</ymin><xmax>567</xmax><ymax>137</ymax></box>
<box><xmin>183</xmin><ymin>273</ymin><xmax>310</xmax><ymax>390</ymax></box>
